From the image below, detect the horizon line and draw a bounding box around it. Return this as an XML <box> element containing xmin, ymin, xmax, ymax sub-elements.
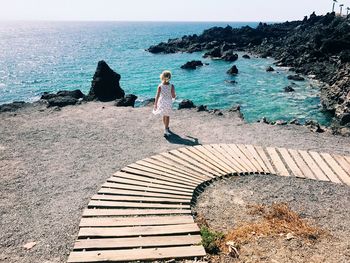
<box><xmin>0</xmin><ymin>19</ymin><xmax>283</xmax><ymax>23</ymax></box>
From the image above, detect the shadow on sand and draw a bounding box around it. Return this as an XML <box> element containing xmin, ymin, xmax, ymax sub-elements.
<box><xmin>165</xmin><ymin>131</ymin><xmax>200</xmax><ymax>146</ymax></box>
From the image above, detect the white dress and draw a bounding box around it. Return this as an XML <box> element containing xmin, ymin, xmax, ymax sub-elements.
<box><xmin>152</xmin><ymin>83</ymin><xmax>173</xmax><ymax>116</ymax></box>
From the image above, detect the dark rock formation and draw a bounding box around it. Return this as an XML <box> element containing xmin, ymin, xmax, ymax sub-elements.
<box><xmin>142</xmin><ymin>98</ymin><xmax>155</xmax><ymax>106</ymax></box>
<box><xmin>221</xmin><ymin>51</ymin><xmax>238</xmax><ymax>62</ymax></box>
<box><xmin>266</xmin><ymin>66</ymin><xmax>275</xmax><ymax>72</ymax></box>
<box><xmin>46</xmin><ymin>96</ymin><xmax>79</xmax><ymax>107</ymax></box>
<box><xmin>178</xmin><ymin>99</ymin><xmax>196</xmax><ymax>109</ymax></box>
<box><xmin>203</xmin><ymin>47</ymin><xmax>222</xmax><ymax>58</ymax></box>
<box><xmin>287</xmin><ymin>75</ymin><xmax>305</xmax><ymax>81</ymax></box>
<box><xmin>40</xmin><ymin>89</ymin><xmax>85</xmax><ymax>107</ymax></box>
<box><xmin>284</xmin><ymin>86</ymin><xmax>295</xmax><ymax>92</ymax></box>
<box><xmin>227</xmin><ymin>65</ymin><xmax>239</xmax><ymax>75</ymax></box>
<box><xmin>114</xmin><ymin>94</ymin><xmax>138</xmax><ymax>107</ymax></box>
<box><xmin>87</xmin><ymin>60</ymin><xmax>125</xmax><ymax>102</ymax></box>
<box><xmin>242</xmin><ymin>54</ymin><xmax>251</xmax><ymax>59</ymax></box>
<box><xmin>197</xmin><ymin>105</ymin><xmax>208</xmax><ymax>112</ymax></box>
<box><xmin>229</xmin><ymin>104</ymin><xmax>241</xmax><ymax>112</ymax></box>
<box><xmin>181</xmin><ymin>60</ymin><xmax>203</xmax><ymax>69</ymax></box>
<box><xmin>305</xmin><ymin>120</ymin><xmax>325</xmax><ymax>133</ymax></box>
<box><xmin>225</xmin><ymin>80</ymin><xmax>237</xmax><ymax>85</ymax></box>
<box><xmin>0</xmin><ymin>101</ymin><xmax>28</xmax><ymax>112</ymax></box>
<box><xmin>41</xmin><ymin>90</ymin><xmax>84</xmax><ymax>100</ymax></box>
<box><xmin>147</xmin><ymin>12</ymin><xmax>350</xmax><ymax>133</ymax></box>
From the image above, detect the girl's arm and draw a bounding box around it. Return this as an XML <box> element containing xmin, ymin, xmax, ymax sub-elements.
<box><xmin>154</xmin><ymin>85</ymin><xmax>161</xmax><ymax>109</ymax></box>
<box><xmin>171</xmin><ymin>84</ymin><xmax>176</xmax><ymax>99</ymax></box>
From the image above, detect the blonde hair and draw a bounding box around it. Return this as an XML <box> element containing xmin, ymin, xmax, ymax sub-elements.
<box><xmin>160</xmin><ymin>70</ymin><xmax>172</xmax><ymax>83</ymax></box>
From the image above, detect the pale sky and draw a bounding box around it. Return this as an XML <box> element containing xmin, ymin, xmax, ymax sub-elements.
<box><xmin>0</xmin><ymin>0</ymin><xmax>345</xmax><ymax>22</ymax></box>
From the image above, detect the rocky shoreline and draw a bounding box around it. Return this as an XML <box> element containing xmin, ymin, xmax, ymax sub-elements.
<box><xmin>147</xmin><ymin>12</ymin><xmax>350</xmax><ymax>136</ymax></box>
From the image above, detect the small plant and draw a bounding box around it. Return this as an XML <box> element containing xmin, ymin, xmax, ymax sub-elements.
<box><xmin>200</xmin><ymin>226</ymin><xmax>224</xmax><ymax>254</ymax></box>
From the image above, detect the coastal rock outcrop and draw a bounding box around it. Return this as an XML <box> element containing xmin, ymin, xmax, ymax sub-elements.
<box><xmin>227</xmin><ymin>65</ymin><xmax>239</xmax><ymax>75</ymax></box>
<box><xmin>222</xmin><ymin>51</ymin><xmax>238</xmax><ymax>62</ymax></box>
<box><xmin>181</xmin><ymin>60</ymin><xmax>203</xmax><ymax>69</ymax></box>
<box><xmin>242</xmin><ymin>54</ymin><xmax>251</xmax><ymax>59</ymax></box>
<box><xmin>114</xmin><ymin>94</ymin><xmax>138</xmax><ymax>107</ymax></box>
<box><xmin>87</xmin><ymin>60</ymin><xmax>125</xmax><ymax>102</ymax></box>
<box><xmin>266</xmin><ymin>66</ymin><xmax>274</xmax><ymax>72</ymax></box>
<box><xmin>147</xmin><ymin>12</ymin><xmax>350</xmax><ymax>134</ymax></box>
<box><xmin>40</xmin><ymin>89</ymin><xmax>85</xmax><ymax>107</ymax></box>
<box><xmin>0</xmin><ymin>101</ymin><xmax>28</xmax><ymax>112</ymax></box>
<box><xmin>178</xmin><ymin>99</ymin><xmax>196</xmax><ymax>109</ymax></box>
<box><xmin>287</xmin><ymin>75</ymin><xmax>305</xmax><ymax>81</ymax></box>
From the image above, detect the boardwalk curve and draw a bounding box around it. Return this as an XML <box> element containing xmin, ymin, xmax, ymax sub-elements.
<box><xmin>68</xmin><ymin>144</ymin><xmax>350</xmax><ymax>262</ymax></box>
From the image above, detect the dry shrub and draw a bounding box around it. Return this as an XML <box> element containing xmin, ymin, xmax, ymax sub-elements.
<box><xmin>219</xmin><ymin>203</ymin><xmax>324</xmax><ymax>253</ymax></box>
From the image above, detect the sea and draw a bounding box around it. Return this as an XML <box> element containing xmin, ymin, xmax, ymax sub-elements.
<box><xmin>0</xmin><ymin>21</ymin><xmax>332</xmax><ymax>125</ymax></box>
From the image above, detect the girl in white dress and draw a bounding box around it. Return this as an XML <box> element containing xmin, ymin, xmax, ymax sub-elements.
<box><xmin>153</xmin><ymin>70</ymin><xmax>176</xmax><ymax>137</ymax></box>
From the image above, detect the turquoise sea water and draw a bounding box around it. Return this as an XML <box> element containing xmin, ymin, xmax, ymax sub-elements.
<box><xmin>0</xmin><ymin>21</ymin><xmax>331</xmax><ymax>125</ymax></box>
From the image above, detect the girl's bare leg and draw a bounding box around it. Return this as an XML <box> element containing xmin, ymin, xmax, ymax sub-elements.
<box><xmin>165</xmin><ymin>116</ymin><xmax>170</xmax><ymax>129</ymax></box>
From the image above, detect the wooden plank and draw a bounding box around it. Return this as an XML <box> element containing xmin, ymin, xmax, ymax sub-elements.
<box><xmin>73</xmin><ymin>235</ymin><xmax>202</xmax><ymax>250</ymax></box>
<box><xmin>201</xmin><ymin>145</ymin><xmax>237</xmax><ymax>173</ymax></box>
<box><xmin>121</xmin><ymin>166</ymin><xmax>198</xmax><ymax>186</ymax></box>
<box><xmin>80</xmin><ymin>215</ymin><xmax>194</xmax><ymax>227</ymax></box>
<box><xmin>236</xmin><ymin>144</ymin><xmax>264</xmax><ymax>172</ymax></box>
<box><xmin>194</xmin><ymin>145</ymin><xmax>233</xmax><ymax>174</ymax></box>
<box><xmin>344</xmin><ymin>156</ymin><xmax>350</xmax><ymax>165</ymax></box>
<box><xmin>266</xmin><ymin>147</ymin><xmax>290</xmax><ymax>176</ymax></box>
<box><xmin>254</xmin><ymin>146</ymin><xmax>276</xmax><ymax>174</ymax></box>
<box><xmin>169</xmin><ymin>149</ymin><xmax>217</xmax><ymax>177</ymax></box>
<box><xmin>278</xmin><ymin>148</ymin><xmax>304</xmax><ymax>178</ymax></box>
<box><xmin>213</xmin><ymin>144</ymin><xmax>245</xmax><ymax>173</ymax></box>
<box><xmin>88</xmin><ymin>200</ymin><xmax>190</xmax><ymax>209</ymax></box>
<box><xmin>208</xmin><ymin>144</ymin><xmax>242</xmax><ymax>173</ymax></box>
<box><xmin>82</xmin><ymin>209</ymin><xmax>191</xmax><ymax>217</ymax></box>
<box><xmin>78</xmin><ymin>223</ymin><xmax>200</xmax><ymax>238</ymax></box>
<box><xmin>246</xmin><ymin>145</ymin><xmax>269</xmax><ymax>173</ymax></box>
<box><xmin>98</xmin><ymin>188</ymin><xmax>191</xmax><ymax>199</ymax></box>
<box><xmin>139</xmin><ymin>158</ymin><xmax>202</xmax><ymax>182</ymax></box>
<box><xmin>106</xmin><ymin>177</ymin><xmax>194</xmax><ymax>193</ymax></box>
<box><xmin>321</xmin><ymin>153</ymin><xmax>350</xmax><ymax>185</ymax></box>
<box><xmin>309</xmin><ymin>151</ymin><xmax>342</xmax><ymax>184</ymax></box>
<box><xmin>113</xmin><ymin>171</ymin><xmax>195</xmax><ymax>190</ymax></box>
<box><xmin>187</xmin><ymin>146</ymin><xmax>230</xmax><ymax>174</ymax></box>
<box><xmin>151</xmin><ymin>154</ymin><xmax>209</xmax><ymax>181</ymax></box>
<box><xmin>179</xmin><ymin>147</ymin><xmax>227</xmax><ymax>175</ymax></box>
<box><xmin>102</xmin><ymin>182</ymin><xmax>193</xmax><ymax>196</ymax></box>
<box><xmin>228</xmin><ymin>144</ymin><xmax>258</xmax><ymax>172</ymax></box>
<box><xmin>126</xmin><ymin>163</ymin><xmax>203</xmax><ymax>184</ymax></box>
<box><xmin>298</xmin><ymin>150</ymin><xmax>329</xmax><ymax>181</ymax></box>
<box><xmin>68</xmin><ymin>245</ymin><xmax>206</xmax><ymax>263</ymax></box>
<box><xmin>288</xmin><ymin>149</ymin><xmax>317</xmax><ymax>180</ymax></box>
<box><xmin>160</xmin><ymin>152</ymin><xmax>212</xmax><ymax>180</ymax></box>
<box><xmin>218</xmin><ymin>144</ymin><xmax>249</xmax><ymax>172</ymax></box>
<box><xmin>91</xmin><ymin>194</ymin><xmax>191</xmax><ymax>203</ymax></box>
<box><xmin>333</xmin><ymin>154</ymin><xmax>350</xmax><ymax>174</ymax></box>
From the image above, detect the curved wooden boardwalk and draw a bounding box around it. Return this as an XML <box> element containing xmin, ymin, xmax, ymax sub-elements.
<box><xmin>68</xmin><ymin>144</ymin><xmax>350</xmax><ymax>263</ymax></box>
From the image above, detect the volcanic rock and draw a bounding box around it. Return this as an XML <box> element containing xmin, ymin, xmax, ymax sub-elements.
<box><xmin>87</xmin><ymin>60</ymin><xmax>125</xmax><ymax>102</ymax></box>
<box><xmin>178</xmin><ymin>99</ymin><xmax>196</xmax><ymax>109</ymax></box>
<box><xmin>114</xmin><ymin>94</ymin><xmax>138</xmax><ymax>107</ymax></box>
<box><xmin>227</xmin><ymin>65</ymin><xmax>239</xmax><ymax>75</ymax></box>
<box><xmin>181</xmin><ymin>60</ymin><xmax>203</xmax><ymax>69</ymax></box>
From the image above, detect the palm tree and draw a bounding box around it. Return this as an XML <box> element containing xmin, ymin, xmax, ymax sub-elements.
<box><xmin>332</xmin><ymin>0</ymin><xmax>338</xmax><ymax>12</ymax></box>
<box><xmin>340</xmin><ymin>4</ymin><xmax>344</xmax><ymax>15</ymax></box>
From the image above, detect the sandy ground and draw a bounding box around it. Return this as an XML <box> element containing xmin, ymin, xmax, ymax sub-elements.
<box><xmin>194</xmin><ymin>175</ymin><xmax>350</xmax><ymax>263</ymax></box>
<box><xmin>0</xmin><ymin>101</ymin><xmax>349</xmax><ymax>263</ymax></box>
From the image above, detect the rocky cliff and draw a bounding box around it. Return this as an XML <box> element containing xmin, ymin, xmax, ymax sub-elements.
<box><xmin>148</xmin><ymin>12</ymin><xmax>350</xmax><ymax>135</ymax></box>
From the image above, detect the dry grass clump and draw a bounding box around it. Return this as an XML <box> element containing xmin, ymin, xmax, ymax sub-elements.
<box><xmin>220</xmin><ymin>203</ymin><xmax>324</xmax><ymax>252</ymax></box>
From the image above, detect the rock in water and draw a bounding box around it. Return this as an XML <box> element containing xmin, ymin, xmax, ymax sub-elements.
<box><xmin>87</xmin><ymin>60</ymin><xmax>125</xmax><ymax>102</ymax></box>
<box><xmin>114</xmin><ymin>94</ymin><xmax>138</xmax><ymax>107</ymax></box>
<box><xmin>266</xmin><ymin>66</ymin><xmax>275</xmax><ymax>72</ymax></box>
<box><xmin>222</xmin><ymin>51</ymin><xmax>238</xmax><ymax>62</ymax></box>
<box><xmin>178</xmin><ymin>99</ymin><xmax>196</xmax><ymax>109</ymax></box>
<box><xmin>242</xmin><ymin>54</ymin><xmax>251</xmax><ymax>59</ymax></box>
<box><xmin>181</xmin><ymin>60</ymin><xmax>203</xmax><ymax>69</ymax></box>
<box><xmin>227</xmin><ymin>65</ymin><xmax>239</xmax><ymax>75</ymax></box>
<box><xmin>284</xmin><ymin>86</ymin><xmax>295</xmax><ymax>92</ymax></box>
<box><xmin>287</xmin><ymin>74</ymin><xmax>305</xmax><ymax>81</ymax></box>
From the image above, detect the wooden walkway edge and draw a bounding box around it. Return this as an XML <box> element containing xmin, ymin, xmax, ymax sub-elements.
<box><xmin>68</xmin><ymin>144</ymin><xmax>350</xmax><ymax>263</ymax></box>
